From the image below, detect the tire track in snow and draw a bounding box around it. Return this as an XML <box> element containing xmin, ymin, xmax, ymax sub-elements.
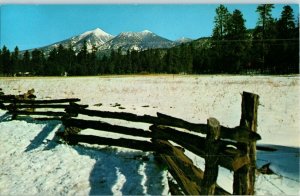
<box><xmin>138</xmin><ymin>162</ymin><xmax>148</xmax><ymax>195</ymax></box>
<box><xmin>111</xmin><ymin>167</ymin><xmax>126</xmax><ymax>196</ymax></box>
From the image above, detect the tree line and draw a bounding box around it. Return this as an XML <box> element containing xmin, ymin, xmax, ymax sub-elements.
<box><xmin>0</xmin><ymin>4</ymin><xmax>298</xmax><ymax>76</ymax></box>
<box><xmin>207</xmin><ymin>4</ymin><xmax>299</xmax><ymax>74</ymax></box>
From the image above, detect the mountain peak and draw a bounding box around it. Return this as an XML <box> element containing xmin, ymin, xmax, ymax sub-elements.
<box><xmin>141</xmin><ymin>30</ymin><xmax>152</xmax><ymax>34</ymax></box>
<box><xmin>79</xmin><ymin>28</ymin><xmax>113</xmax><ymax>39</ymax></box>
<box><xmin>105</xmin><ymin>29</ymin><xmax>175</xmax><ymax>52</ymax></box>
<box><xmin>91</xmin><ymin>28</ymin><xmax>111</xmax><ymax>37</ymax></box>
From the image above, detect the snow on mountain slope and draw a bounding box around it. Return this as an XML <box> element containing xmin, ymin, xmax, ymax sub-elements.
<box><xmin>22</xmin><ymin>28</ymin><xmax>189</xmax><ymax>56</ymax></box>
<box><xmin>77</xmin><ymin>28</ymin><xmax>112</xmax><ymax>40</ymax></box>
<box><xmin>72</xmin><ymin>28</ymin><xmax>114</xmax><ymax>51</ymax></box>
<box><xmin>37</xmin><ymin>28</ymin><xmax>114</xmax><ymax>54</ymax></box>
<box><xmin>100</xmin><ymin>30</ymin><xmax>175</xmax><ymax>51</ymax></box>
<box><xmin>23</xmin><ymin>28</ymin><xmax>177</xmax><ymax>56</ymax></box>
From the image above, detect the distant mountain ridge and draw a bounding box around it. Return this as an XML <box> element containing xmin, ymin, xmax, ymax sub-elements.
<box><xmin>175</xmin><ymin>37</ymin><xmax>193</xmax><ymax>44</ymax></box>
<box><xmin>37</xmin><ymin>28</ymin><xmax>114</xmax><ymax>54</ymax></box>
<box><xmin>100</xmin><ymin>30</ymin><xmax>175</xmax><ymax>51</ymax></box>
<box><xmin>25</xmin><ymin>28</ymin><xmax>192</xmax><ymax>55</ymax></box>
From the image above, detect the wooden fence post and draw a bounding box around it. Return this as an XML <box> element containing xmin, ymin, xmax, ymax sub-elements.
<box><xmin>201</xmin><ymin>117</ymin><xmax>221</xmax><ymax>195</ymax></box>
<box><xmin>233</xmin><ymin>91</ymin><xmax>259</xmax><ymax>195</ymax></box>
<box><xmin>11</xmin><ymin>98</ymin><xmax>18</xmax><ymax>120</ymax></box>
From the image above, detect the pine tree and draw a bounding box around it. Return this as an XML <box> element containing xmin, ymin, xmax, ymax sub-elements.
<box><xmin>89</xmin><ymin>44</ymin><xmax>98</xmax><ymax>75</ymax></box>
<box><xmin>108</xmin><ymin>49</ymin><xmax>116</xmax><ymax>74</ymax></box>
<box><xmin>211</xmin><ymin>5</ymin><xmax>231</xmax><ymax>73</ymax></box>
<box><xmin>253</xmin><ymin>4</ymin><xmax>275</xmax><ymax>73</ymax></box>
<box><xmin>66</xmin><ymin>44</ymin><xmax>76</xmax><ymax>75</ymax></box>
<box><xmin>10</xmin><ymin>46</ymin><xmax>20</xmax><ymax>75</ymax></box>
<box><xmin>275</xmin><ymin>5</ymin><xmax>298</xmax><ymax>73</ymax></box>
<box><xmin>124</xmin><ymin>49</ymin><xmax>132</xmax><ymax>74</ymax></box>
<box><xmin>1</xmin><ymin>46</ymin><xmax>11</xmax><ymax>76</ymax></box>
<box><xmin>256</xmin><ymin>4</ymin><xmax>275</xmax><ymax>34</ymax></box>
<box><xmin>130</xmin><ymin>50</ymin><xmax>139</xmax><ymax>73</ymax></box>
<box><xmin>22</xmin><ymin>50</ymin><xmax>31</xmax><ymax>72</ymax></box>
<box><xmin>113</xmin><ymin>48</ymin><xmax>123</xmax><ymax>74</ymax></box>
<box><xmin>31</xmin><ymin>49</ymin><xmax>45</xmax><ymax>75</ymax></box>
<box><xmin>46</xmin><ymin>47</ymin><xmax>62</xmax><ymax>76</ymax></box>
<box><xmin>277</xmin><ymin>5</ymin><xmax>295</xmax><ymax>38</ymax></box>
<box><xmin>76</xmin><ymin>41</ymin><xmax>88</xmax><ymax>75</ymax></box>
<box><xmin>212</xmin><ymin>5</ymin><xmax>231</xmax><ymax>40</ymax></box>
<box><xmin>56</xmin><ymin>44</ymin><xmax>73</xmax><ymax>75</ymax></box>
<box><xmin>179</xmin><ymin>44</ymin><xmax>193</xmax><ymax>73</ymax></box>
<box><xmin>226</xmin><ymin>9</ymin><xmax>250</xmax><ymax>73</ymax></box>
<box><xmin>48</xmin><ymin>48</ymin><xmax>58</xmax><ymax>62</ymax></box>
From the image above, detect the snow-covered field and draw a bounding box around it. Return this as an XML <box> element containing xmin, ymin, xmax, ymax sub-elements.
<box><xmin>0</xmin><ymin>75</ymin><xmax>299</xmax><ymax>195</ymax></box>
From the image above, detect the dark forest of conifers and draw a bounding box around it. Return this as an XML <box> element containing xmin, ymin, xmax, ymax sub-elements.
<box><xmin>0</xmin><ymin>4</ymin><xmax>299</xmax><ymax>76</ymax></box>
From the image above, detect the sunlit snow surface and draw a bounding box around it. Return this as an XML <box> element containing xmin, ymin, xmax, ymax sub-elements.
<box><xmin>0</xmin><ymin>75</ymin><xmax>299</xmax><ymax>195</ymax></box>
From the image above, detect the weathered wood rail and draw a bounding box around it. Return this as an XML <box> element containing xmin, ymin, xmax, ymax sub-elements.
<box><xmin>0</xmin><ymin>90</ymin><xmax>87</xmax><ymax>119</ymax></box>
<box><xmin>60</xmin><ymin>91</ymin><xmax>260</xmax><ymax>195</ymax></box>
<box><xmin>64</xmin><ymin>107</ymin><xmax>261</xmax><ymax>143</ymax></box>
<box><xmin>0</xmin><ymin>89</ymin><xmax>261</xmax><ymax>195</ymax></box>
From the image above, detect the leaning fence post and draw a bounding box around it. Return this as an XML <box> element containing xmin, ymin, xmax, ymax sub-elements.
<box><xmin>233</xmin><ymin>91</ymin><xmax>259</xmax><ymax>195</ymax></box>
<box><xmin>201</xmin><ymin>117</ymin><xmax>220</xmax><ymax>195</ymax></box>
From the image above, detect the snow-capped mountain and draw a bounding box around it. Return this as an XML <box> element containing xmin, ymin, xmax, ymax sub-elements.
<box><xmin>71</xmin><ymin>28</ymin><xmax>114</xmax><ymax>51</ymax></box>
<box><xmin>24</xmin><ymin>28</ymin><xmax>185</xmax><ymax>55</ymax></box>
<box><xmin>100</xmin><ymin>30</ymin><xmax>175</xmax><ymax>51</ymax></box>
<box><xmin>38</xmin><ymin>28</ymin><xmax>114</xmax><ymax>54</ymax></box>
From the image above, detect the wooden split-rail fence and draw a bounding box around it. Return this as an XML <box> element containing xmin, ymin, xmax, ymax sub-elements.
<box><xmin>0</xmin><ymin>88</ymin><xmax>261</xmax><ymax>195</ymax></box>
<box><xmin>0</xmin><ymin>89</ymin><xmax>88</xmax><ymax>120</ymax></box>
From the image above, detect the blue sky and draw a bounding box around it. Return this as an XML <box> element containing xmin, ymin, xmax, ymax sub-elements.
<box><xmin>1</xmin><ymin>4</ymin><xmax>299</xmax><ymax>50</ymax></box>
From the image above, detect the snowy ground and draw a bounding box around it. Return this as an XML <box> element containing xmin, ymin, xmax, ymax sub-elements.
<box><xmin>0</xmin><ymin>75</ymin><xmax>299</xmax><ymax>195</ymax></box>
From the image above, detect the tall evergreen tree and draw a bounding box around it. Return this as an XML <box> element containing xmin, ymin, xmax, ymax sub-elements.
<box><xmin>277</xmin><ymin>5</ymin><xmax>295</xmax><ymax>38</ymax></box>
<box><xmin>275</xmin><ymin>5</ymin><xmax>298</xmax><ymax>73</ymax></box>
<box><xmin>256</xmin><ymin>4</ymin><xmax>275</xmax><ymax>32</ymax></box>
<box><xmin>1</xmin><ymin>46</ymin><xmax>11</xmax><ymax>76</ymax></box>
<box><xmin>31</xmin><ymin>49</ymin><xmax>45</xmax><ymax>75</ymax></box>
<box><xmin>211</xmin><ymin>5</ymin><xmax>231</xmax><ymax>73</ymax></box>
<box><xmin>65</xmin><ymin>44</ymin><xmax>76</xmax><ymax>75</ymax></box>
<box><xmin>48</xmin><ymin>47</ymin><xmax>58</xmax><ymax>62</ymax></box>
<box><xmin>179</xmin><ymin>44</ymin><xmax>193</xmax><ymax>73</ymax></box>
<box><xmin>76</xmin><ymin>41</ymin><xmax>88</xmax><ymax>75</ymax></box>
<box><xmin>56</xmin><ymin>44</ymin><xmax>69</xmax><ymax>74</ymax></box>
<box><xmin>10</xmin><ymin>46</ymin><xmax>20</xmax><ymax>75</ymax></box>
<box><xmin>252</xmin><ymin>4</ymin><xmax>275</xmax><ymax>73</ymax></box>
<box><xmin>130</xmin><ymin>50</ymin><xmax>139</xmax><ymax>73</ymax></box>
<box><xmin>89</xmin><ymin>44</ymin><xmax>98</xmax><ymax>75</ymax></box>
<box><xmin>22</xmin><ymin>50</ymin><xmax>31</xmax><ymax>72</ymax></box>
<box><xmin>212</xmin><ymin>5</ymin><xmax>231</xmax><ymax>40</ymax></box>
<box><xmin>45</xmin><ymin>47</ymin><xmax>63</xmax><ymax>76</ymax></box>
<box><xmin>123</xmin><ymin>49</ymin><xmax>132</xmax><ymax>74</ymax></box>
<box><xmin>225</xmin><ymin>9</ymin><xmax>250</xmax><ymax>73</ymax></box>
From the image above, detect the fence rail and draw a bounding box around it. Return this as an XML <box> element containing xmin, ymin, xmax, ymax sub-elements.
<box><xmin>0</xmin><ymin>89</ymin><xmax>261</xmax><ymax>195</ymax></box>
<box><xmin>0</xmin><ymin>90</ymin><xmax>87</xmax><ymax>119</ymax></box>
<box><xmin>65</xmin><ymin>107</ymin><xmax>261</xmax><ymax>143</ymax></box>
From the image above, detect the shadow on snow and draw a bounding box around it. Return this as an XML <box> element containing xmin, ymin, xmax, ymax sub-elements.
<box><xmin>0</xmin><ymin>112</ymin><xmax>167</xmax><ymax>195</ymax></box>
<box><xmin>73</xmin><ymin>144</ymin><xmax>167</xmax><ymax>195</ymax></box>
<box><xmin>257</xmin><ymin>144</ymin><xmax>300</xmax><ymax>181</ymax></box>
<box><xmin>0</xmin><ymin>112</ymin><xmax>63</xmax><ymax>152</ymax></box>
